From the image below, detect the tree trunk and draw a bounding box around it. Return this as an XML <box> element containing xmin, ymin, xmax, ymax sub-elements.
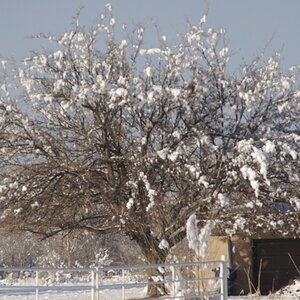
<box><xmin>145</xmin><ymin>253</ymin><xmax>169</xmax><ymax>297</ymax></box>
<box><xmin>130</xmin><ymin>231</ymin><xmax>169</xmax><ymax>297</ymax></box>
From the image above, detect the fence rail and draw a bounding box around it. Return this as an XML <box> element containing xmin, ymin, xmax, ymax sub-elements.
<box><xmin>0</xmin><ymin>258</ymin><xmax>228</xmax><ymax>300</ymax></box>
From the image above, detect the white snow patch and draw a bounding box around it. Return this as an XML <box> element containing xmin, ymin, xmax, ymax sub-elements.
<box><xmin>158</xmin><ymin>239</ymin><xmax>169</xmax><ymax>250</ymax></box>
<box><xmin>245</xmin><ymin>202</ymin><xmax>254</xmax><ymax>209</ymax></box>
<box><xmin>186</xmin><ymin>214</ymin><xmax>214</xmax><ymax>258</ymax></box>
<box><xmin>282</xmin><ymin>79</ymin><xmax>290</xmax><ymax>90</ymax></box>
<box><xmin>140</xmin><ymin>48</ymin><xmax>162</xmax><ymax>55</ymax></box>
<box><xmin>251</xmin><ymin>147</ymin><xmax>269</xmax><ymax>184</ymax></box>
<box><xmin>240</xmin><ymin>165</ymin><xmax>259</xmax><ymax>197</ymax></box>
<box><xmin>200</xmin><ymin>15</ymin><xmax>206</xmax><ymax>24</ymax></box>
<box><xmin>139</xmin><ymin>172</ymin><xmax>156</xmax><ymax>211</ymax></box>
<box><xmin>169</xmin><ymin>149</ymin><xmax>180</xmax><ymax>162</ymax></box>
<box><xmin>217</xmin><ymin>193</ymin><xmax>230</xmax><ymax>207</ymax></box>
<box><xmin>157</xmin><ymin>148</ymin><xmax>168</xmax><ymax>160</ymax></box>
<box><xmin>198</xmin><ymin>175</ymin><xmax>209</xmax><ymax>188</ymax></box>
<box><xmin>263</xmin><ymin>140</ymin><xmax>276</xmax><ymax>154</ymax></box>
<box><xmin>282</xmin><ymin>144</ymin><xmax>297</xmax><ymax>160</ymax></box>
<box><xmin>233</xmin><ymin>217</ymin><xmax>247</xmax><ymax>231</ymax></box>
<box><xmin>144</xmin><ymin>67</ymin><xmax>152</xmax><ymax>78</ymax></box>
<box><xmin>172</xmin><ymin>131</ymin><xmax>181</xmax><ymax>139</ymax></box>
<box><xmin>126</xmin><ymin>198</ymin><xmax>134</xmax><ymax>210</ymax></box>
<box><xmin>14</xmin><ymin>208</ymin><xmax>22</xmax><ymax>215</ymax></box>
<box><xmin>219</xmin><ymin>47</ymin><xmax>229</xmax><ymax>58</ymax></box>
<box><xmin>31</xmin><ymin>201</ymin><xmax>39</xmax><ymax>209</ymax></box>
<box><xmin>290</xmin><ymin>198</ymin><xmax>300</xmax><ymax>211</ymax></box>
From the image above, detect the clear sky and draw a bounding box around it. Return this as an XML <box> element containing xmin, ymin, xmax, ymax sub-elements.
<box><xmin>0</xmin><ymin>0</ymin><xmax>300</xmax><ymax>71</ymax></box>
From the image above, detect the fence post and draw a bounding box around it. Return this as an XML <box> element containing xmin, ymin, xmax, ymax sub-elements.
<box><xmin>96</xmin><ymin>267</ymin><xmax>99</xmax><ymax>300</ymax></box>
<box><xmin>122</xmin><ymin>268</ymin><xmax>125</xmax><ymax>300</ymax></box>
<box><xmin>35</xmin><ymin>270</ymin><xmax>39</xmax><ymax>300</ymax></box>
<box><xmin>171</xmin><ymin>266</ymin><xmax>176</xmax><ymax>299</ymax></box>
<box><xmin>220</xmin><ymin>255</ymin><xmax>228</xmax><ymax>300</ymax></box>
<box><xmin>91</xmin><ymin>269</ymin><xmax>95</xmax><ymax>300</ymax></box>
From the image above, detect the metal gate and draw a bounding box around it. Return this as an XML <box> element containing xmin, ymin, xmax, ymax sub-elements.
<box><xmin>0</xmin><ymin>258</ymin><xmax>228</xmax><ymax>300</ymax></box>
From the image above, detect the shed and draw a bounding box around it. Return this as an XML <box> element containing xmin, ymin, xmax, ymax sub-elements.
<box><xmin>172</xmin><ymin>235</ymin><xmax>300</xmax><ymax>295</ymax></box>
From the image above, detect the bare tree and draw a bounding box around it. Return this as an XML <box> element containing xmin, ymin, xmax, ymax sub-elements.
<box><xmin>0</xmin><ymin>7</ymin><xmax>300</xmax><ymax>296</ymax></box>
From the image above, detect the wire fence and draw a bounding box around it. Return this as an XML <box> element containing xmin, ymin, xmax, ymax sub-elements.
<box><xmin>0</xmin><ymin>258</ymin><xmax>228</xmax><ymax>300</ymax></box>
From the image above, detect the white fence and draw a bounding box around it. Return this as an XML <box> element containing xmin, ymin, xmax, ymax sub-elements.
<box><xmin>0</xmin><ymin>258</ymin><xmax>228</xmax><ymax>300</ymax></box>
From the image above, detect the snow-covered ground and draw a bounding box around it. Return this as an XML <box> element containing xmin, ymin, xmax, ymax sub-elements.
<box><xmin>0</xmin><ymin>293</ymin><xmax>298</xmax><ymax>300</ymax></box>
<box><xmin>0</xmin><ymin>287</ymin><xmax>146</xmax><ymax>299</ymax></box>
<box><xmin>0</xmin><ymin>275</ymin><xmax>300</xmax><ymax>299</ymax></box>
<box><xmin>0</xmin><ymin>287</ymin><xmax>299</xmax><ymax>300</ymax></box>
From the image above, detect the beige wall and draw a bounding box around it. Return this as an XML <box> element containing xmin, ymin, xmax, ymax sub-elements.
<box><xmin>205</xmin><ymin>236</ymin><xmax>230</xmax><ymax>266</ymax></box>
<box><xmin>204</xmin><ymin>235</ymin><xmax>254</xmax><ymax>295</ymax></box>
<box><xmin>201</xmin><ymin>236</ymin><xmax>231</xmax><ymax>292</ymax></box>
<box><xmin>171</xmin><ymin>235</ymin><xmax>254</xmax><ymax>295</ymax></box>
<box><xmin>171</xmin><ymin>236</ymin><xmax>231</xmax><ymax>292</ymax></box>
<box><xmin>171</xmin><ymin>236</ymin><xmax>230</xmax><ymax>263</ymax></box>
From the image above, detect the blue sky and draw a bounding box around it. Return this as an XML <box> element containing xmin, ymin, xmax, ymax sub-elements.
<box><xmin>0</xmin><ymin>0</ymin><xmax>300</xmax><ymax>70</ymax></box>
